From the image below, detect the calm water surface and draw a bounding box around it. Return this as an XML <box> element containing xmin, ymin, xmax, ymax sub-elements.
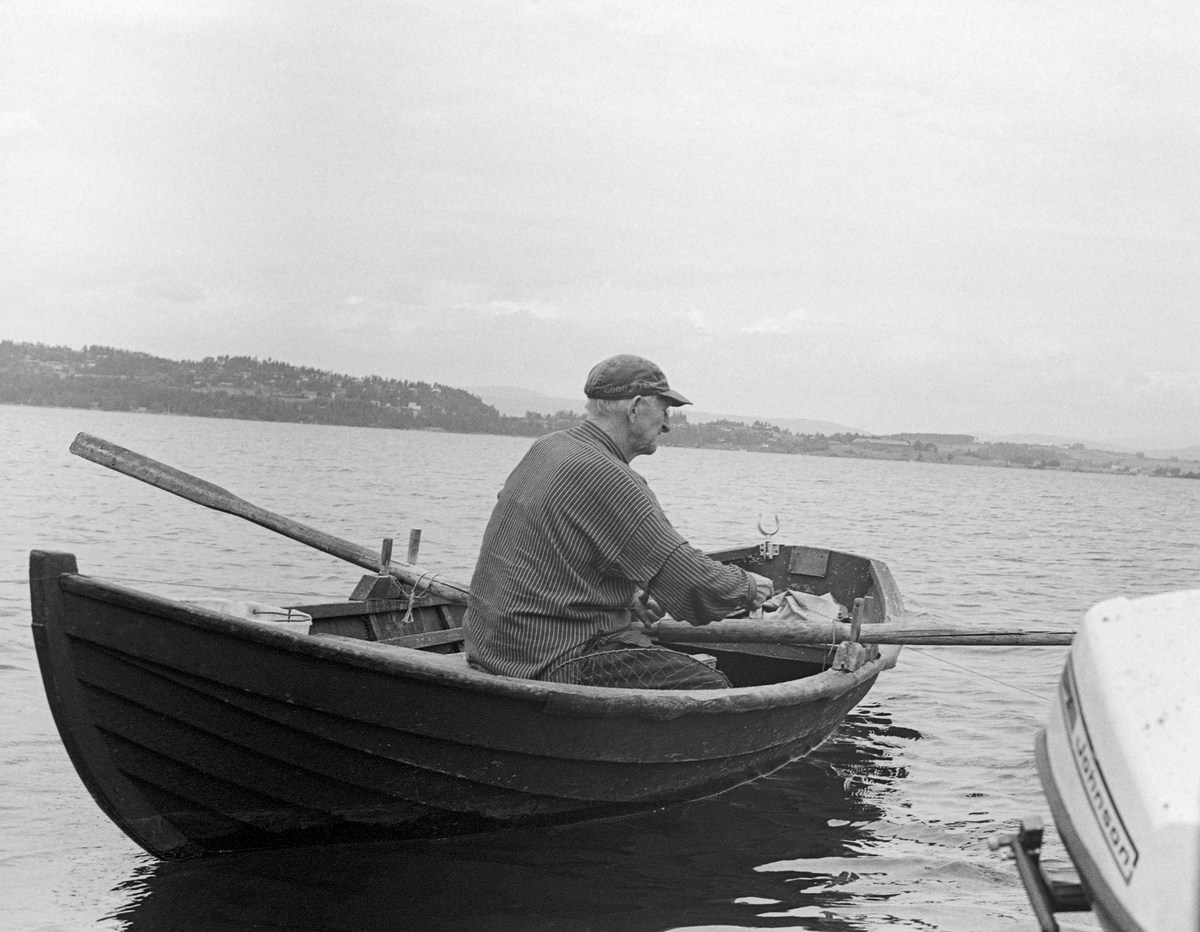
<box><xmin>3</xmin><ymin>404</ymin><xmax>1198</xmax><ymax>931</ymax></box>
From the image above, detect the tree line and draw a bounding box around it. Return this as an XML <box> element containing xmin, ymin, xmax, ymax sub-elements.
<box><xmin>5</xmin><ymin>340</ymin><xmax>1194</xmax><ymax>477</ymax></box>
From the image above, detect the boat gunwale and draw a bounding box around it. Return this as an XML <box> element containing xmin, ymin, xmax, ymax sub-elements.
<box><xmin>48</xmin><ymin>560</ymin><xmax>900</xmax><ymax>721</ymax></box>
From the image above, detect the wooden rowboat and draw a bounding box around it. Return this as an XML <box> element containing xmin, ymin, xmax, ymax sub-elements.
<box><xmin>31</xmin><ymin>542</ymin><xmax>903</xmax><ymax>860</ymax></box>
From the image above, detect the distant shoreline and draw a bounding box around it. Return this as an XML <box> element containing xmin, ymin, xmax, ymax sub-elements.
<box><xmin>4</xmin><ymin>340</ymin><xmax>1199</xmax><ymax>480</ymax></box>
<box><xmin>6</xmin><ymin>397</ymin><xmax>1199</xmax><ymax>482</ymax></box>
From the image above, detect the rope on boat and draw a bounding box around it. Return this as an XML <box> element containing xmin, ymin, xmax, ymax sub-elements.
<box><xmin>399</xmin><ymin>569</ymin><xmax>439</xmax><ymax>625</ymax></box>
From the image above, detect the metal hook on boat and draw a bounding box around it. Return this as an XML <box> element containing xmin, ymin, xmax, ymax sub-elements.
<box><xmin>756</xmin><ymin>513</ymin><xmax>780</xmax><ymax>538</ymax></box>
<box><xmin>757</xmin><ymin>513</ymin><xmax>780</xmax><ymax>559</ymax></box>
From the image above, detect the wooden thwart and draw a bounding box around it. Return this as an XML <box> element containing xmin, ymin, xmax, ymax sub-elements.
<box><xmin>654</xmin><ymin>618</ymin><xmax>1073</xmax><ymax>646</ymax></box>
<box><xmin>380</xmin><ymin>628</ymin><xmax>466</xmax><ymax>650</ymax></box>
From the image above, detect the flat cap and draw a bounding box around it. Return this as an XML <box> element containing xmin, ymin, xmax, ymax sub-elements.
<box><xmin>583</xmin><ymin>354</ymin><xmax>692</xmax><ymax>406</ymax></box>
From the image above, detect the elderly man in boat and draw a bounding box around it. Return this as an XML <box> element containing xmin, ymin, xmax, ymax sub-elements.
<box><xmin>464</xmin><ymin>354</ymin><xmax>773</xmax><ymax>689</ymax></box>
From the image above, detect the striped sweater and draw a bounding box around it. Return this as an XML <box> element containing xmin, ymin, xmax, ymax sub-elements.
<box><xmin>464</xmin><ymin>420</ymin><xmax>756</xmax><ymax>679</ymax></box>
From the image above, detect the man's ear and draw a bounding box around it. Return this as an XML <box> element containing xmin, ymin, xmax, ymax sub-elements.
<box><xmin>628</xmin><ymin>395</ymin><xmax>644</xmax><ymax>419</ymax></box>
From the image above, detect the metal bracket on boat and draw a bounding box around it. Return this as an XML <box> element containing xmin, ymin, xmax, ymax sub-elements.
<box><xmin>989</xmin><ymin>817</ymin><xmax>1090</xmax><ymax>932</ymax></box>
<box><xmin>757</xmin><ymin>514</ymin><xmax>780</xmax><ymax>559</ymax></box>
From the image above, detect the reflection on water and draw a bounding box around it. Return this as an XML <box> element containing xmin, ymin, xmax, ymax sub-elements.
<box><xmin>115</xmin><ymin>707</ymin><xmax>914</xmax><ymax>932</ymax></box>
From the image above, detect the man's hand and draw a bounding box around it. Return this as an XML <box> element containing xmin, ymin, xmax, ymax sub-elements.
<box><xmin>748</xmin><ymin>572</ymin><xmax>774</xmax><ymax>610</ymax></box>
<box><xmin>631</xmin><ymin>588</ymin><xmax>665</xmax><ymax>625</ymax></box>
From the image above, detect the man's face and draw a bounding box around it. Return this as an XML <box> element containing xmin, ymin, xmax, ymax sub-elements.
<box><xmin>628</xmin><ymin>395</ymin><xmax>672</xmax><ymax>458</ymax></box>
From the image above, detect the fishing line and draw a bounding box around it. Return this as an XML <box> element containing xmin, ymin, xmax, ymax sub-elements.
<box><xmin>905</xmin><ymin>645</ymin><xmax>1051</xmax><ymax>703</ymax></box>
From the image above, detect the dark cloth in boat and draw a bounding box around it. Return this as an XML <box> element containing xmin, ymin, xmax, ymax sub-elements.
<box><xmin>464</xmin><ymin>420</ymin><xmax>755</xmax><ymax>684</ymax></box>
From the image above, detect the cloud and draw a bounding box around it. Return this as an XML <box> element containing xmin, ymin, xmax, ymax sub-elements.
<box><xmin>454</xmin><ymin>299</ymin><xmax>564</xmax><ymax>321</ymax></box>
<box><xmin>135</xmin><ymin>279</ymin><xmax>207</xmax><ymax>304</ymax></box>
<box><xmin>739</xmin><ymin>311</ymin><xmax>809</xmax><ymax>335</ymax></box>
<box><xmin>2</xmin><ymin>0</ymin><xmax>1197</xmax><ymax>446</ymax></box>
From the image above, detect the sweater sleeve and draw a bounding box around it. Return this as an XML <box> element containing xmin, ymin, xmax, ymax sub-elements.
<box><xmin>649</xmin><ymin>543</ymin><xmax>756</xmax><ymax>625</ymax></box>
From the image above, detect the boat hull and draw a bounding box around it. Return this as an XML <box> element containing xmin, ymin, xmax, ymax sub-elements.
<box><xmin>32</xmin><ymin>547</ymin><xmax>900</xmax><ymax>859</ymax></box>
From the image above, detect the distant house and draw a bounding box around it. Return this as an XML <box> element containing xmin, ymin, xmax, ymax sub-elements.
<box><xmin>851</xmin><ymin>437</ymin><xmax>912</xmax><ymax>451</ymax></box>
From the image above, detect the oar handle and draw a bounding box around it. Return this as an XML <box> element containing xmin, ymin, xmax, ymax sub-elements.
<box><xmin>69</xmin><ymin>433</ymin><xmax>470</xmax><ymax>604</ymax></box>
<box><xmin>653</xmin><ymin>618</ymin><xmax>1073</xmax><ymax>646</ymax></box>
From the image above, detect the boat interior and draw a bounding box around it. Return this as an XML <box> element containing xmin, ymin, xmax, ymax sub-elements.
<box><xmin>289</xmin><ymin>544</ymin><xmax>894</xmax><ymax>689</ymax></box>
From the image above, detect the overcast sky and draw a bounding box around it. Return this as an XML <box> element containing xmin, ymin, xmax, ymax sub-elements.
<box><xmin>2</xmin><ymin>1</ymin><xmax>1196</xmax><ymax>446</ymax></box>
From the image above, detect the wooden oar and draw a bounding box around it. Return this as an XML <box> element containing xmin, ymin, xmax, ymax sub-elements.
<box><xmin>653</xmin><ymin>618</ymin><xmax>1073</xmax><ymax>646</ymax></box>
<box><xmin>68</xmin><ymin>433</ymin><xmax>1073</xmax><ymax>645</ymax></box>
<box><xmin>69</xmin><ymin>432</ymin><xmax>470</xmax><ymax>604</ymax></box>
